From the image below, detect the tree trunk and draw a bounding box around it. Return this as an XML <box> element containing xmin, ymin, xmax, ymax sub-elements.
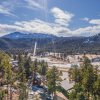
<box><xmin>9</xmin><ymin>84</ymin><xmax>12</xmax><ymax>100</ymax></box>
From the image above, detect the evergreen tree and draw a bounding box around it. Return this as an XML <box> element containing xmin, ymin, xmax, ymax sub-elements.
<box><xmin>18</xmin><ymin>63</ymin><xmax>27</xmax><ymax>100</ymax></box>
<box><xmin>46</xmin><ymin>66</ymin><xmax>62</xmax><ymax>99</ymax></box>
<box><xmin>24</xmin><ymin>57</ymin><xmax>32</xmax><ymax>79</ymax></box>
<box><xmin>68</xmin><ymin>56</ymin><xmax>100</xmax><ymax>100</ymax></box>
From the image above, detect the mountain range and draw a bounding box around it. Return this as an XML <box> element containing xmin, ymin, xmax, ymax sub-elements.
<box><xmin>2</xmin><ymin>32</ymin><xmax>57</xmax><ymax>39</ymax></box>
<box><xmin>0</xmin><ymin>32</ymin><xmax>100</xmax><ymax>54</ymax></box>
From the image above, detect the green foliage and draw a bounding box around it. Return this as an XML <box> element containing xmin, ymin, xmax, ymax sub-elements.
<box><xmin>18</xmin><ymin>82</ymin><xmax>27</xmax><ymax>100</ymax></box>
<box><xmin>46</xmin><ymin>66</ymin><xmax>62</xmax><ymax>95</ymax></box>
<box><xmin>69</xmin><ymin>90</ymin><xmax>77</xmax><ymax>100</ymax></box>
<box><xmin>0</xmin><ymin>90</ymin><xmax>5</xmax><ymax>100</ymax></box>
<box><xmin>18</xmin><ymin>54</ymin><xmax>33</xmax><ymax>79</ymax></box>
<box><xmin>0</xmin><ymin>51</ymin><xmax>13</xmax><ymax>100</ymax></box>
<box><xmin>38</xmin><ymin>60</ymin><xmax>48</xmax><ymax>76</ymax></box>
<box><xmin>56</xmin><ymin>86</ymin><xmax>69</xmax><ymax>98</ymax></box>
<box><xmin>0</xmin><ymin>51</ymin><xmax>12</xmax><ymax>83</ymax></box>
<box><xmin>17</xmin><ymin>54</ymin><xmax>29</xmax><ymax>100</ymax></box>
<box><xmin>24</xmin><ymin>57</ymin><xmax>33</xmax><ymax>78</ymax></box>
<box><xmin>68</xmin><ymin>56</ymin><xmax>100</xmax><ymax>100</ymax></box>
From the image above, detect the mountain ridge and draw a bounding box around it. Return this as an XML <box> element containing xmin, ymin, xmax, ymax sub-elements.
<box><xmin>1</xmin><ymin>32</ymin><xmax>100</xmax><ymax>54</ymax></box>
<box><xmin>2</xmin><ymin>32</ymin><xmax>57</xmax><ymax>39</ymax></box>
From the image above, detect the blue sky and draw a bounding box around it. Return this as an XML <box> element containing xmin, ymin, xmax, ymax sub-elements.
<box><xmin>0</xmin><ymin>0</ymin><xmax>100</xmax><ymax>37</ymax></box>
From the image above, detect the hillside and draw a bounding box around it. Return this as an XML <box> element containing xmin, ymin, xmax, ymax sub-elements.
<box><xmin>1</xmin><ymin>32</ymin><xmax>100</xmax><ymax>54</ymax></box>
<box><xmin>2</xmin><ymin>32</ymin><xmax>56</xmax><ymax>39</ymax></box>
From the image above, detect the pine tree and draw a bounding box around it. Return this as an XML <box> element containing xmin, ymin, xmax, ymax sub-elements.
<box><xmin>68</xmin><ymin>56</ymin><xmax>100</xmax><ymax>100</ymax></box>
<box><xmin>46</xmin><ymin>66</ymin><xmax>62</xmax><ymax>99</ymax></box>
<box><xmin>18</xmin><ymin>63</ymin><xmax>27</xmax><ymax>100</ymax></box>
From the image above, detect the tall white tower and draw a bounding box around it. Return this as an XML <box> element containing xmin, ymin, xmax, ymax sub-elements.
<box><xmin>33</xmin><ymin>42</ymin><xmax>37</xmax><ymax>56</ymax></box>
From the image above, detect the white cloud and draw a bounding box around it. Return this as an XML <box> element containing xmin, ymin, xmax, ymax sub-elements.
<box><xmin>25</xmin><ymin>0</ymin><xmax>42</xmax><ymax>9</ymax></box>
<box><xmin>82</xmin><ymin>17</ymin><xmax>89</xmax><ymax>21</ymax></box>
<box><xmin>25</xmin><ymin>0</ymin><xmax>48</xmax><ymax>10</ymax></box>
<box><xmin>51</xmin><ymin>7</ymin><xmax>74</xmax><ymax>26</ymax></box>
<box><xmin>0</xmin><ymin>18</ymin><xmax>100</xmax><ymax>37</ymax></box>
<box><xmin>0</xmin><ymin>6</ymin><xmax>73</xmax><ymax>36</ymax></box>
<box><xmin>1</xmin><ymin>18</ymin><xmax>100</xmax><ymax>37</ymax></box>
<box><xmin>0</xmin><ymin>4</ymin><xmax>100</xmax><ymax>37</ymax></box>
<box><xmin>0</xmin><ymin>19</ymin><xmax>72</xmax><ymax>36</ymax></box>
<box><xmin>89</xmin><ymin>19</ymin><xmax>100</xmax><ymax>25</ymax></box>
<box><xmin>24</xmin><ymin>0</ymin><xmax>48</xmax><ymax>20</ymax></box>
<box><xmin>0</xmin><ymin>5</ymin><xmax>15</xmax><ymax>16</ymax></box>
<box><xmin>72</xmin><ymin>25</ymin><xmax>100</xmax><ymax>36</ymax></box>
<box><xmin>71</xmin><ymin>18</ymin><xmax>100</xmax><ymax>36</ymax></box>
